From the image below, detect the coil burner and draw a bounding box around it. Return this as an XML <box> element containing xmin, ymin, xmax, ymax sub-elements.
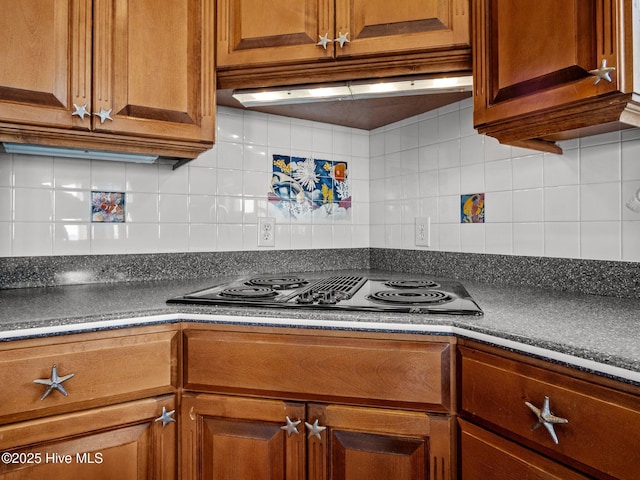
<box><xmin>368</xmin><ymin>289</ymin><xmax>453</xmax><ymax>305</ymax></box>
<box><xmin>384</xmin><ymin>279</ymin><xmax>441</xmax><ymax>289</ymax></box>
<box><xmin>220</xmin><ymin>286</ymin><xmax>278</xmax><ymax>299</ymax></box>
<box><xmin>245</xmin><ymin>276</ymin><xmax>309</xmax><ymax>290</ymax></box>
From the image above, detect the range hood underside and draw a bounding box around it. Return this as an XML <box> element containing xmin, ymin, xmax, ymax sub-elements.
<box><xmin>217</xmin><ymin>89</ymin><xmax>472</xmax><ymax>130</ymax></box>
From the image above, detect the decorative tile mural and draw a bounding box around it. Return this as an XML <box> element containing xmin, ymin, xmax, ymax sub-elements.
<box><xmin>269</xmin><ymin>155</ymin><xmax>351</xmax><ymax>221</ymax></box>
<box><xmin>91</xmin><ymin>191</ymin><xmax>125</xmax><ymax>223</ymax></box>
<box><xmin>461</xmin><ymin>193</ymin><xmax>485</xmax><ymax>223</ymax></box>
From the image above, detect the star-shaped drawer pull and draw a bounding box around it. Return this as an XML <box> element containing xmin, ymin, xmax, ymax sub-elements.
<box><xmin>305</xmin><ymin>419</ymin><xmax>326</xmax><ymax>440</ymax></box>
<box><xmin>334</xmin><ymin>32</ymin><xmax>350</xmax><ymax>48</ymax></box>
<box><xmin>94</xmin><ymin>107</ymin><xmax>113</xmax><ymax>124</ymax></box>
<box><xmin>525</xmin><ymin>396</ymin><xmax>568</xmax><ymax>445</ymax></box>
<box><xmin>588</xmin><ymin>59</ymin><xmax>616</xmax><ymax>85</ymax></box>
<box><xmin>280</xmin><ymin>416</ymin><xmax>301</xmax><ymax>437</ymax></box>
<box><xmin>71</xmin><ymin>103</ymin><xmax>90</xmax><ymax>121</ymax></box>
<box><xmin>33</xmin><ymin>365</ymin><xmax>75</xmax><ymax>400</ymax></box>
<box><xmin>155</xmin><ymin>406</ymin><xmax>176</xmax><ymax>428</ymax></box>
<box><xmin>316</xmin><ymin>33</ymin><xmax>333</xmax><ymax>50</ymax></box>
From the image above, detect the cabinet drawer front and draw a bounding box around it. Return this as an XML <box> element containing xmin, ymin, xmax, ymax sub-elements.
<box><xmin>459</xmin><ymin>419</ymin><xmax>590</xmax><ymax>480</ymax></box>
<box><xmin>0</xmin><ymin>328</ymin><xmax>178</xmax><ymax>422</ymax></box>
<box><xmin>460</xmin><ymin>347</ymin><xmax>640</xmax><ymax>480</ymax></box>
<box><xmin>184</xmin><ymin>330</ymin><xmax>452</xmax><ymax>411</ymax></box>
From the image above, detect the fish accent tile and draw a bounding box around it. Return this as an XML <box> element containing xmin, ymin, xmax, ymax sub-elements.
<box><xmin>91</xmin><ymin>191</ymin><xmax>125</xmax><ymax>223</ymax></box>
<box><xmin>461</xmin><ymin>193</ymin><xmax>485</xmax><ymax>223</ymax></box>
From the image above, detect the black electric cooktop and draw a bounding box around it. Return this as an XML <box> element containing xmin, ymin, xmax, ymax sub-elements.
<box><xmin>168</xmin><ymin>273</ymin><xmax>483</xmax><ymax>316</ymax></box>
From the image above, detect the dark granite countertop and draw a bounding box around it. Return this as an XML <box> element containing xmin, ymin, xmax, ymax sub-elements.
<box><xmin>1</xmin><ymin>271</ymin><xmax>639</xmax><ymax>385</ymax></box>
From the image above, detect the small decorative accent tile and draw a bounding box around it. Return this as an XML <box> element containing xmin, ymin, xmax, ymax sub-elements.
<box><xmin>91</xmin><ymin>191</ymin><xmax>125</xmax><ymax>223</ymax></box>
<box><xmin>269</xmin><ymin>154</ymin><xmax>351</xmax><ymax>221</ymax></box>
<box><xmin>461</xmin><ymin>193</ymin><xmax>485</xmax><ymax>223</ymax></box>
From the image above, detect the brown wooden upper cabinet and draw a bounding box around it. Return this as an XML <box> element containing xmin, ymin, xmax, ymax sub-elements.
<box><xmin>216</xmin><ymin>0</ymin><xmax>472</xmax><ymax>89</ymax></box>
<box><xmin>0</xmin><ymin>0</ymin><xmax>215</xmax><ymax>161</ymax></box>
<box><xmin>472</xmin><ymin>0</ymin><xmax>640</xmax><ymax>154</ymax></box>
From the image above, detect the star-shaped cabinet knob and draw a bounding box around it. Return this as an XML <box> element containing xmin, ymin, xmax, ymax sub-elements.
<box><xmin>71</xmin><ymin>103</ymin><xmax>90</xmax><ymax>121</ymax></box>
<box><xmin>588</xmin><ymin>59</ymin><xmax>616</xmax><ymax>85</ymax></box>
<box><xmin>280</xmin><ymin>416</ymin><xmax>301</xmax><ymax>437</ymax></box>
<box><xmin>316</xmin><ymin>33</ymin><xmax>333</xmax><ymax>50</ymax></box>
<box><xmin>33</xmin><ymin>365</ymin><xmax>75</xmax><ymax>400</ymax></box>
<box><xmin>525</xmin><ymin>396</ymin><xmax>568</xmax><ymax>445</ymax></box>
<box><xmin>305</xmin><ymin>419</ymin><xmax>326</xmax><ymax>440</ymax></box>
<box><xmin>94</xmin><ymin>107</ymin><xmax>114</xmax><ymax>123</ymax></box>
<box><xmin>155</xmin><ymin>406</ymin><xmax>176</xmax><ymax>428</ymax></box>
<box><xmin>334</xmin><ymin>32</ymin><xmax>350</xmax><ymax>48</ymax></box>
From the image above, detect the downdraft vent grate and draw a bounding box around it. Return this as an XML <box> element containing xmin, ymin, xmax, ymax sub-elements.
<box><xmin>300</xmin><ymin>276</ymin><xmax>366</xmax><ymax>299</ymax></box>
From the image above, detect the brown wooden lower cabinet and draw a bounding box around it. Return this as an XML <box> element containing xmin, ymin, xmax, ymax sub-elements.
<box><xmin>4</xmin><ymin>323</ymin><xmax>640</xmax><ymax>480</ymax></box>
<box><xmin>0</xmin><ymin>395</ymin><xmax>177</xmax><ymax>480</ymax></box>
<box><xmin>181</xmin><ymin>393</ymin><xmax>454</xmax><ymax>480</ymax></box>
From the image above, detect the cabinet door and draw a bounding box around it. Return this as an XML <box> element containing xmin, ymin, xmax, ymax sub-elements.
<box><xmin>0</xmin><ymin>0</ymin><xmax>92</xmax><ymax>130</ymax></box>
<box><xmin>94</xmin><ymin>0</ymin><xmax>215</xmax><ymax>143</ymax></box>
<box><xmin>308</xmin><ymin>403</ymin><xmax>454</xmax><ymax>480</ymax></box>
<box><xmin>336</xmin><ymin>0</ymin><xmax>470</xmax><ymax>58</ymax></box>
<box><xmin>473</xmin><ymin>0</ymin><xmax>622</xmax><ymax>129</ymax></box>
<box><xmin>0</xmin><ymin>396</ymin><xmax>176</xmax><ymax>480</ymax></box>
<box><xmin>459</xmin><ymin>419</ymin><xmax>590</xmax><ymax>480</ymax></box>
<box><xmin>181</xmin><ymin>394</ymin><xmax>306</xmax><ymax>480</ymax></box>
<box><xmin>217</xmin><ymin>0</ymin><xmax>333</xmax><ymax>68</ymax></box>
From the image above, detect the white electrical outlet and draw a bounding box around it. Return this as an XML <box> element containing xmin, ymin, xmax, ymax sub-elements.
<box><xmin>415</xmin><ymin>217</ymin><xmax>430</xmax><ymax>247</ymax></box>
<box><xmin>258</xmin><ymin>217</ymin><xmax>276</xmax><ymax>247</ymax></box>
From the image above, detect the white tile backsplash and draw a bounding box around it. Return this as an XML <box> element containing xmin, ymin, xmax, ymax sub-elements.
<box><xmin>544</xmin><ymin>222</ymin><xmax>580</xmax><ymax>258</ymax></box>
<box><xmin>512</xmin><ymin>154</ymin><xmax>543</xmax><ymax>189</ymax></box>
<box><xmin>54</xmin><ymin>158</ymin><xmax>91</xmax><ymax>189</ymax></box>
<box><xmin>126</xmin><ymin>223</ymin><xmax>159</xmax><ymax>253</ymax></box>
<box><xmin>91</xmin><ymin>223</ymin><xmax>125</xmax><ymax>254</ymax></box>
<box><xmin>0</xmin><ymin>106</ymin><xmax>369</xmax><ymax>256</ymax></box>
<box><xmin>372</xmin><ymin>100</ymin><xmax>640</xmax><ymax>260</ymax></box>
<box><xmin>2</xmin><ymin>102</ymin><xmax>639</xmax><ymax>261</ymax></box>
<box><xmin>485</xmin><ymin>223</ymin><xmax>512</xmax><ymax>255</ymax></box>
<box><xmin>581</xmin><ymin>143</ymin><xmax>621</xmax><ymax>184</ymax></box>
<box><xmin>622</xmin><ymin>221</ymin><xmax>640</xmax><ymax>261</ymax></box>
<box><xmin>484</xmin><ymin>191</ymin><xmax>512</xmax><ymax>223</ymax></box>
<box><xmin>54</xmin><ymin>224</ymin><xmax>90</xmax><ymax>255</ymax></box>
<box><xmin>484</xmin><ymin>159</ymin><xmax>512</xmax><ymax>192</ymax></box>
<box><xmin>581</xmin><ymin>222</ymin><xmax>621</xmax><ymax>260</ymax></box>
<box><xmin>14</xmin><ymin>156</ymin><xmax>53</xmax><ymax>188</ymax></box>
<box><xmin>543</xmin><ymin>150</ymin><xmax>579</xmax><ymax>186</ymax></box>
<box><xmin>15</xmin><ymin>189</ymin><xmax>53</xmax><ymax>222</ymax></box>
<box><xmin>581</xmin><ymin>182</ymin><xmax>621</xmax><ymax>221</ymax></box>
<box><xmin>512</xmin><ymin>189</ymin><xmax>543</xmax><ymax>223</ymax></box>
<box><xmin>158</xmin><ymin>223</ymin><xmax>189</xmax><ymax>252</ymax></box>
<box><xmin>0</xmin><ymin>223</ymin><xmax>10</xmax><ymax>256</ymax></box>
<box><xmin>512</xmin><ymin>223</ymin><xmax>544</xmax><ymax>256</ymax></box>
<box><xmin>544</xmin><ymin>186</ymin><xmax>580</xmax><ymax>222</ymax></box>
<box><xmin>126</xmin><ymin>193</ymin><xmax>159</xmax><ymax>223</ymax></box>
<box><xmin>14</xmin><ymin>223</ymin><xmax>52</xmax><ymax>255</ymax></box>
<box><xmin>55</xmin><ymin>190</ymin><xmax>90</xmax><ymax>222</ymax></box>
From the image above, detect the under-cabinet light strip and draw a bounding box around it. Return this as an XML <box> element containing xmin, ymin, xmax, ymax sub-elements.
<box><xmin>232</xmin><ymin>76</ymin><xmax>474</xmax><ymax>107</ymax></box>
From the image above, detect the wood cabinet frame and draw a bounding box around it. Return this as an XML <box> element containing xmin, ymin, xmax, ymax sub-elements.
<box><xmin>216</xmin><ymin>0</ymin><xmax>472</xmax><ymax>90</ymax></box>
<box><xmin>472</xmin><ymin>0</ymin><xmax>640</xmax><ymax>153</ymax></box>
<box><xmin>0</xmin><ymin>0</ymin><xmax>215</xmax><ymax>162</ymax></box>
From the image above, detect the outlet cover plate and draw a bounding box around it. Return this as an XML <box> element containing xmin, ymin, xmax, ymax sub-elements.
<box><xmin>415</xmin><ymin>217</ymin><xmax>430</xmax><ymax>247</ymax></box>
<box><xmin>258</xmin><ymin>217</ymin><xmax>276</xmax><ymax>247</ymax></box>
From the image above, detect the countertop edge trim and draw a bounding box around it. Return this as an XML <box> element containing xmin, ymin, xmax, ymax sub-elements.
<box><xmin>1</xmin><ymin>313</ymin><xmax>638</xmax><ymax>385</ymax></box>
